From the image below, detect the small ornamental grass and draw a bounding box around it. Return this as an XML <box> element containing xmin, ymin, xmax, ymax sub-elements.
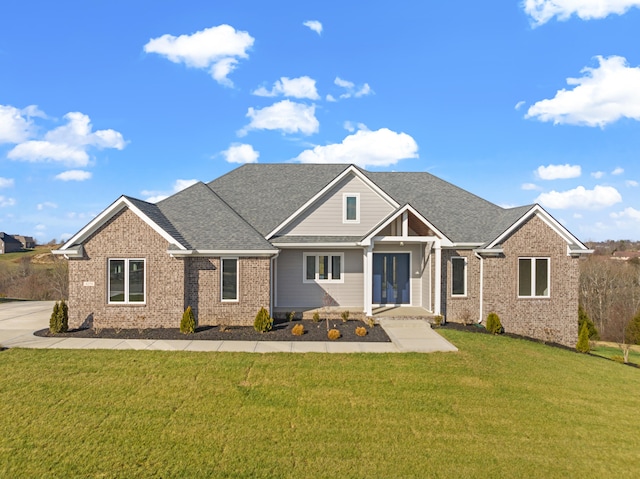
<box><xmin>327</xmin><ymin>329</ymin><xmax>341</xmax><ymax>340</ymax></box>
<box><xmin>291</xmin><ymin>324</ymin><xmax>305</xmax><ymax>336</ymax></box>
<box><xmin>486</xmin><ymin>312</ymin><xmax>504</xmax><ymax>335</ymax></box>
<box><xmin>355</xmin><ymin>326</ymin><xmax>367</xmax><ymax>337</ymax></box>
<box><xmin>180</xmin><ymin>306</ymin><xmax>196</xmax><ymax>334</ymax></box>
<box><xmin>312</xmin><ymin>311</ymin><xmax>320</xmax><ymax>322</ymax></box>
<box><xmin>341</xmin><ymin>310</ymin><xmax>350</xmax><ymax>323</ymax></box>
<box><xmin>254</xmin><ymin>307</ymin><xmax>273</xmax><ymax>333</ymax></box>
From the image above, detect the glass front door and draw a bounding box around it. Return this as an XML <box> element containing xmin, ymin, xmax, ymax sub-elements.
<box><xmin>372</xmin><ymin>253</ymin><xmax>410</xmax><ymax>304</ymax></box>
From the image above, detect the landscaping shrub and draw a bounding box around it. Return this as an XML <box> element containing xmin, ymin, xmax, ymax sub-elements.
<box><xmin>576</xmin><ymin>320</ymin><xmax>590</xmax><ymax>353</ymax></box>
<box><xmin>486</xmin><ymin>312</ymin><xmax>503</xmax><ymax>335</ymax></box>
<box><xmin>287</xmin><ymin>311</ymin><xmax>296</xmax><ymax>322</ymax></box>
<box><xmin>365</xmin><ymin>317</ymin><xmax>376</xmax><ymax>328</ymax></box>
<box><xmin>341</xmin><ymin>310</ymin><xmax>350</xmax><ymax>323</ymax></box>
<box><xmin>254</xmin><ymin>307</ymin><xmax>273</xmax><ymax>333</ymax></box>
<box><xmin>578</xmin><ymin>305</ymin><xmax>599</xmax><ymax>340</ymax></box>
<box><xmin>327</xmin><ymin>329</ymin><xmax>341</xmax><ymax>340</ymax></box>
<box><xmin>49</xmin><ymin>301</ymin><xmax>60</xmax><ymax>333</ymax></box>
<box><xmin>432</xmin><ymin>315</ymin><xmax>443</xmax><ymax>326</ymax></box>
<box><xmin>312</xmin><ymin>311</ymin><xmax>320</xmax><ymax>322</ymax></box>
<box><xmin>48</xmin><ymin>300</ymin><xmax>68</xmax><ymax>334</ymax></box>
<box><xmin>180</xmin><ymin>306</ymin><xmax>196</xmax><ymax>334</ymax></box>
<box><xmin>625</xmin><ymin>310</ymin><xmax>640</xmax><ymax>345</ymax></box>
<box><xmin>291</xmin><ymin>324</ymin><xmax>305</xmax><ymax>336</ymax></box>
<box><xmin>355</xmin><ymin>326</ymin><xmax>367</xmax><ymax>337</ymax></box>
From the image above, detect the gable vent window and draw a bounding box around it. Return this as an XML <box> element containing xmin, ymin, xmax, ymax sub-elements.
<box><xmin>518</xmin><ymin>258</ymin><xmax>550</xmax><ymax>298</ymax></box>
<box><xmin>304</xmin><ymin>253</ymin><xmax>344</xmax><ymax>283</ymax></box>
<box><xmin>343</xmin><ymin>193</ymin><xmax>360</xmax><ymax>223</ymax></box>
<box><xmin>108</xmin><ymin>258</ymin><xmax>145</xmax><ymax>304</ymax></box>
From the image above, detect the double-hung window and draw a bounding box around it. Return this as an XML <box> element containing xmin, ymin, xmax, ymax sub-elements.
<box><xmin>108</xmin><ymin>258</ymin><xmax>145</xmax><ymax>304</ymax></box>
<box><xmin>304</xmin><ymin>253</ymin><xmax>344</xmax><ymax>283</ymax></box>
<box><xmin>221</xmin><ymin>257</ymin><xmax>239</xmax><ymax>301</ymax></box>
<box><xmin>451</xmin><ymin>256</ymin><xmax>467</xmax><ymax>296</ymax></box>
<box><xmin>518</xmin><ymin>258</ymin><xmax>550</xmax><ymax>298</ymax></box>
<box><xmin>343</xmin><ymin>193</ymin><xmax>359</xmax><ymax>223</ymax></box>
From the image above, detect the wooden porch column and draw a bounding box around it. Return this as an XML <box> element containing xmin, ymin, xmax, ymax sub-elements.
<box><xmin>364</xmin><ymin>245</ymin><xmax>374</xmax><ymax>316</ymax></box>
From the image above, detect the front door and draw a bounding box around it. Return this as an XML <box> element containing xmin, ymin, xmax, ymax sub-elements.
<box><xmin>372</xmin><ymin>253</ymin><xmax>410</xmax><ymax>304</ymax></box>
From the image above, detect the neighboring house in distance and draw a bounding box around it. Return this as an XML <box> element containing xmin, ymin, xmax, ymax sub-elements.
<box><xmin>12</xmin><ymin>235</ymin><xmax>36</xmax><ymax>249</ymax></box>
<box><xmin>0</xmin><ymin>232</ymin><xmax>23</xmax><ymax>254</ymax></box>
<box><xmin>54</xmin><ymin>164</ymin><xmax>592</xmax><ymax>346</ymax></box>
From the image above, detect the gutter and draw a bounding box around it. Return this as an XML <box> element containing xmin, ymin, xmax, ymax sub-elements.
<box><xmin>167</xmin><ymin>249</ymin><xmax>278</xmax><ymax>257</ymax></box>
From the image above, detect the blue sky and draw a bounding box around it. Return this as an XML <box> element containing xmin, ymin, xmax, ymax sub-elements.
<box><xmin>1</xmin><ymin>0</ymin><xmax>640</xmax><ymax>243</ymax></box>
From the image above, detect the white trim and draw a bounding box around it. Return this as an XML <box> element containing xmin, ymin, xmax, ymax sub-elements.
<box><xmin>360</xmin><ymin>204</ymin><xmax>453</xmax><ymax>247</ymax></box>
<box><xmin>266</xmin><ymin>165</ymin><xmax>399</xmax><ymax>239</ymax></box>
<box><xmin>270</xmin><ymin>242</ymin><xmax>360</xmax><ymax>248</ymax></box>
<box><xmin>517</xmin><ymin>257</ymin><xmax>551</xmax><ymax>298</ymax></box>
<box><xmin>487</xmin><ymin>205</ymin><xmax>589</xmax><ymax>252</ymax></box>
<box><xmin>168</xmin><ymin>249</ymin><xmax>277</xmax><ymax>257</ymax></box>
<box><xmin>451</xmin><ymin>256</ymin><xmax>467</xmax><ymax>297</ymax></box>
<box><xmin>475</xmin><ymin>250</ymin><xmax>484</xmax><ymax>323</ymax></box>
<box><xmin>107</xmin><ymin>258</ymin><xmax>146</xmax><ymax>305</ymax></box>
<box><xmin>343</xmin><ymin>193</ymin><xmax>360</xmax><ymax>223</ymax></box>
<box><xmin>434</xmin><ymin>241</ymin><xmax>442</xmax><ymax>315</ymax></box>
<box><xmin>221</xmin><ymin>257</ymin><xmax>239</xmax><ymax>302</ymax></box>
<box><xmin>59</xmin><ymin>196</ymin><xmax>187</xmax><ymax>252</ymax></box>
<box><xmin>303</xmin><ymin>252</ymin><xmax>345</xmax><ymax>283</ymax></box>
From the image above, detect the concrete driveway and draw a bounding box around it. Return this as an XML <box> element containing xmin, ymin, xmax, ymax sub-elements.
<box><xmin>0</xmin><ymin>300</ymin><xmax>53</xmax><ymax>345</ymax></box>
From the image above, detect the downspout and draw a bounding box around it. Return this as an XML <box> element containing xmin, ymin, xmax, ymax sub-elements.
<box><xmin>270</xmin><ymin>251</ymin><xmax>280</xmax><ymax>318</ymax></box>
<box><xmin>474</xmin><ymin>250</ymin><xmax>484</xmax><ymax>323</ymax></box>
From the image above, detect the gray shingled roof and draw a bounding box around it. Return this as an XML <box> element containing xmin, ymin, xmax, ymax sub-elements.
<box><xmin>156</xmin><ymin>182</ymin><xmax>276</xmax><ymax>251</ymax></box>
<box><xmin>208</xmin><ymin>163</ymin><xmax>351</xmax><ymax>236</ymax></box>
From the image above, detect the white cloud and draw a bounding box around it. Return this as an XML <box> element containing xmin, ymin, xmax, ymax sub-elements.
<box><xmin>625</xmin><ymin>180</ymin><xmax>638</xmax><ymax>187</ymax></box>
<box><xmin>334</xmin><ymin>77</ymin><xmax>373</xmax><ymax>99</ymax></box>
<box><xmin>522</xmin><ymin>183</ymin><xmax>541</xmax><ymax>190</ymax></box>
<box><xmin>37</xmin><ymin>202</ymin><xmax>58</xmax><ymax>210</ymax></box>
<box><xmin>0</xmin><ymin>104</ymin><xmax>44</xmax><ymax>144</ymax></box>
<box><xmin>524</xmin><ymin>0</ymin><xmax>640</xmax><ymax>26</ymax></box>
<box><xmin>55</xmin><ymin>170</ymin><xmax>92</xmax><ymax>181</ymax></box>
<box><xmin>222</xmin><ymin>143</ymin><xmax>259</xmax><ymax>164</ymax></box>
<box><xmin>252</xmin><ymin>76</ymin><xmax>320</xmax><ymax>100</ymax></box>
<box><xmin>612</xmin><ymin>166</ymin><xmax>624</xmax><ymax>175</ymax></box>
<box><xmin>0</xmin><ymin>177</ymin><xmax>14</xmax><ymax>188</ymax></box>
<box><xmin>515</xmin><ymin>101</ymin><xmax>526</xmax><ymax>111</ymax></box>
<box><xmin>143</xmin><ymin>25</ymin><xmax>254</xmax><ymax>87</ymax></box>
<box><xmin>294</xmin><ymin>127</ymin><xmax>418</xmax><ymax>168</ymax></box>
<box><xmin>35</xmin><ymin>224</ymin><xmax>46</xmax><ymax>231</ymax></box>
<box><xmin>536</xmin><ymin>163</ymin><xmax>581</xmax><ymax>180</ymax></box>
<box><xmin>326</xmin><ymin>94</ymin><xmax>337</xmax><ymax>102</ymax></box>
<box><xmin>0</xmin><ymin>196</ymin><xmax>16</xmax><ymax>207</ymax></box>
<box><xmin>591</xmin><ymin>171</ymin><xmax>605</xmax><ymax>179</ymax></box>
<box><xmin>303</xmin><ymin>20</ymin><xmax>323</xmax><ymax>35</ymax></box>
<box><xmin>536</xmin><ymin>185</ymin><xmax>622</xmax><ymax>209</ymax></box>
<box><xmin>611</xmin><ymin>206</ymin><xmax>640</xmax><ymax>221</ymax></box>
<box><xmin>143</xmin><ymin>179</ymin><xmax>199</xmax><ymax>203</ymax></box>
<box><xmin>239</xmin><ymin>100</ymin><xmax>319</xmax><ymax>136</ymax></box>
<box><xmin>8</xmin><ymin>112</ymin><xmax>126</xmax><ymax>167</ymax></box>
<box><xmin>526</xmin><ymin>56</ymin><xmax>640</xmax><ymax>127</ymax></box>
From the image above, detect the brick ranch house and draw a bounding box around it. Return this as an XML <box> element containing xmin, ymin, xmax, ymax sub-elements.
<box><xmin>54</xmin><ymin>164</ymin><xmax>592</xmax><ymax>346</ymax></box>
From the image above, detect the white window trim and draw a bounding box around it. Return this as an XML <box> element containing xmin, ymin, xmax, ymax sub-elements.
<box><xmin>518</xmin><ymin>257</ymin><xmax>550</xmax><ymax>298</ymax></box>
<box><xmin>451</xmin><ymin>256</ymin><xmax>467</xmax><ymax>297</ymax></box>
<box><xmin>303</xmin><ymin>252</ymin><xmax>345</xmax><ymax>284</ymax></box>
<box><xmin>107</xmin><ymin>258</ymin><xmax>146</xmax><ymax>305</ymax></box>
<box><xmin>343</xmin><ymin>193</ymin><xmax>360</xmax><ymax>224</ymax></box>
<box><xmin>221</xmin><ymin>257</ymin><xmax>239</xmax><ymax>302</ymax></box>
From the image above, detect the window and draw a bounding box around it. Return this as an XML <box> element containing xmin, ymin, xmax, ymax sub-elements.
<box><xmin>451</xmin><ymin>257</ymin><xmax>467</xmax><ymax>296</ymax></box>
<box><xmin>518</xmin><ymin>258</ymin><xmax>549</xmax><ymax>297</ymax></box>
<box><xmin>343</xmin><ymin>193</ymin><xmax>359</xmax><ymax>223</ymax></box>
<box><xmin>108</xmin><ymin>259</ymin><xmax>145</xmax><ymax>304</ymax></box>
<box><xmin>221</xmin><ymin>258</ymin><xmax>238</xmax><ymax>301</ymax></box>
<box><xmin>303</xmin><ymin>253</ymin><xmax>343</xmax><ymax>283</ymax></box>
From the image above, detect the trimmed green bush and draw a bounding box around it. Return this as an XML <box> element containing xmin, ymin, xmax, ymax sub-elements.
<box><xmin>486</xmin><ymin>312</ymin><xmax>503</xmax><ymax>335</ymax></box>
<box><xmin>59</xmin><ymin>299</ymin><xmax>68</xmax><ymax>333</ymax></box>
<box><xmin>180</xmin><ymin>306</ymin><xmax>196</xmax><ymax>334</ymax></box>
<box><xmin>312</xmin><ymin>311</ymin><xmax>320</xmax><ymax>322</ymax></box>
<box><xmin>576</xmin><ymin>320</ymin><xmax>591</xmax><ymax>353</ymax></box>
<box><xmin>341</xmin><ymin>310</ymin><xmax>350</xmax><ymax>323</ymax></box>
<box><xmin>578</xmin><ymin>305</ymin><xmax>599</xmax><ymax>340</ymax></box>
<box><xmin>625</xmin><ymin>310</ymin><xmax>640</xmax><ymax>345</ymax></box>
<box><xmin>254</xmin><ymin>307</ymin><xmax>273</xmax><ymax>333</ymax></box>
<box><xmin>49</xmin><ymin>301</ymin><xmax>60</xmax><ymax>333</ymax></box>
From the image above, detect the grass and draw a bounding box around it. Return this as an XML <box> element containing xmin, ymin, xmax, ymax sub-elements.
<box><xmin>591</xmin><ymin>342</ymin><xmax>640</xmax><ymax>365</ymax></box>
<box><xmin>1</xmin><ymin>331</ymin><xmax>639</xmax><ymax>478</ymax></box>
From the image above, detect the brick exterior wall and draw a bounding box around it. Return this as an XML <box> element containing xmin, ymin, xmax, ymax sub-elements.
<box><xmin>68</xmin><ymin>207</ymin><xmax>272</xmax><ymax>329</ymax></box>
<box><xmin>441</xmin><ymin>249</ymin><xmax>481</xmax><ymax>324</ymax></box>
<box><xmin>185</xmin><ymin>257</ymin><xmax>271</xmax><ymax>327</ymax></box>
<box><xmin>442</xmin><ymin>215</ymin><xmax>579</xmax><ymax>347</ymax></box>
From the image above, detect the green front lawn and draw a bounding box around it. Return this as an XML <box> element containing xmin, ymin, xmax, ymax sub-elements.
<box><xmin>1</xmin><ymin>331</ymin><xmax>638</xmax><ymax>478</ymax></box>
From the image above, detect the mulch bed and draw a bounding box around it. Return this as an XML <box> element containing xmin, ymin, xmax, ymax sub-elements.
<box><xmin>35</xmin><ymin>318</ymin><xmax>391</xmax><ymax>343</ymax></box>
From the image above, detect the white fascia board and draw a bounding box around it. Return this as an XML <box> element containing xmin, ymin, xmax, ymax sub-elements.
<box><xmin>361</xmin><ymin>204</ymin><xmax>453</xmax><ymax>247</ymax></box>
<box><xmin>449</xmin><ymin>242</ymin><xmax>484</xmax><ymax>249</ymax></box>
<box><xmin>168</xmin><ymin>249</ymin><xmax>278</xmax><ymax>257</ymax></box>
<box><xmin>265</xmin><ymin>165</ymin><xmax>399</xmax><ymax>240</ymax></box>
<box><xmin>372</xmin><ymin>236</ymin><xmax>437</xmax><ymax>243</ymax></box>
<box><xmin>58</xmin><ymin>196</ymin><xmax>187</xmax><ymax>251</ymax></box>
<box><xmin>487</xmin><ymin>204</ymin><xmax>589</xmax><ymax>251</ymax></box>
<box><xmin>473</xmin><ymin>248</ymin><xmax>504</xmax><ymax>257</ymax></box>
<box><xmin>51</xmin><ymin>245</ymin><xmax>83</xmax><ymax>258</ymax></box>
<box><xmin>271</xmin><ymin>242</ymin><xmax>361</xmax><ymax>248</ymax></box>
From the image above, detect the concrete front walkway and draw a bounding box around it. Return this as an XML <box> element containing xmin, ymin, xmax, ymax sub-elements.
<box><xmin>0</xmin><ymin>301</ymin><xmax>457</xmax><ymax>354</ymax></box>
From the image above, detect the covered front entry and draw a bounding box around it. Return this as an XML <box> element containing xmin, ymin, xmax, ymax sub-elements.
<box><xmin>372</xmin><ymin>253</ymin><xmax>410</xmax><ymax>304</ymax></box>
